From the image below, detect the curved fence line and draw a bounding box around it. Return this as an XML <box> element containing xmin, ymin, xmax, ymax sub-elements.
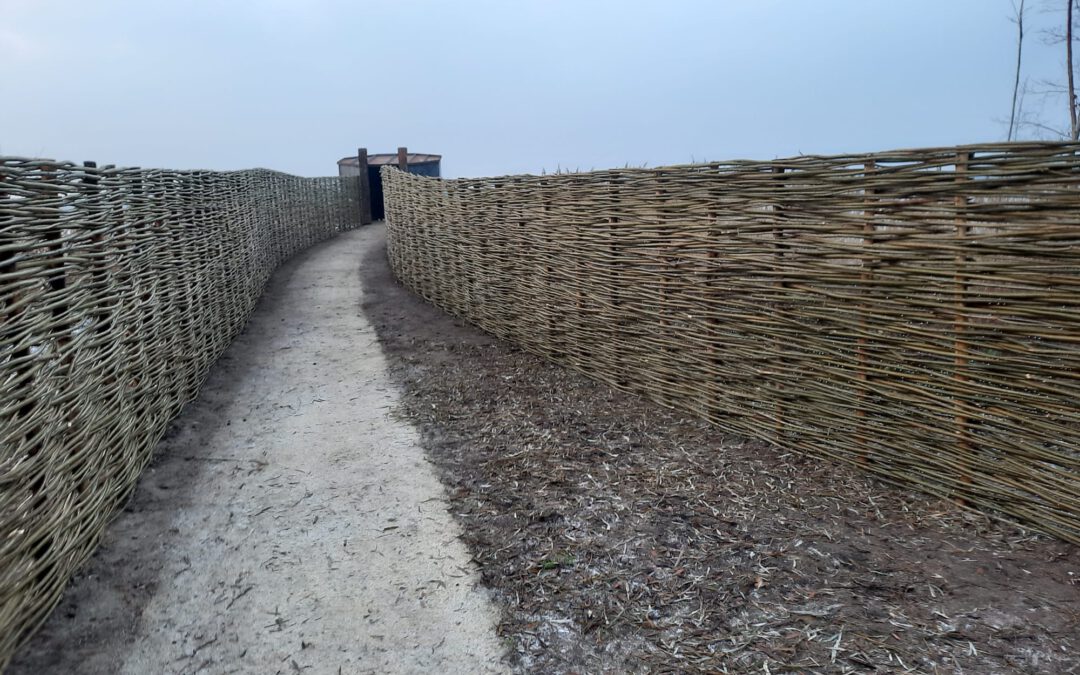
<box><xmin>383</xmin><ymin>141</ymin><xmax>1080</xmax><ymax>545</ymax></box>
<box><xmin>0</xmin><ymin>158</ymin><xmax>360</xmax><ymax>667</ymax></box>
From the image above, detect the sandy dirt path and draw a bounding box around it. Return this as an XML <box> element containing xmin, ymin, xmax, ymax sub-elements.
<box><xmin>9</xmin><ymin>226</ymin><xmax>508</xmax><ymax>675</ymax></box>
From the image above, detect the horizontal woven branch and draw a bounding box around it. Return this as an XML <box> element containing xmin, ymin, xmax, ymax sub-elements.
<box><xmin>0</xmin><ymin>158</ymin><xmax>361</xmax><ymax>667</ymax></box>
<box><xmin>383</xmin><ymin>141</ymin><xmax>1080</xmax><ymax>546</ymax></box>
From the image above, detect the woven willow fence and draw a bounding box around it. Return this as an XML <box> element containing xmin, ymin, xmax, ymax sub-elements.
<box><xmin>383</xmin><ymin>142</ymin><xmax>1080</xmax><ymax>544</ymax></box>
<box><xmin>0</xmin><ymin>158</ymin><xmax>359</xmax><ymax>667</ymax></box>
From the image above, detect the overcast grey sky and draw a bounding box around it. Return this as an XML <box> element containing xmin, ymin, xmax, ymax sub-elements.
<box><xmin>1</xmin><ymin>1</ymin><xmax>1074</xmax><ymax>177</ymax></box>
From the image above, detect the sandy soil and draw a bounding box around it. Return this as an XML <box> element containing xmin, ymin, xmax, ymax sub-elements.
<box><xmin>360</xmin><ymin>225</ymin><xmax>1080</xmax><ymax>674</ymax></box>
<box><xmin>9</xmin><ymin>227</ymin><xmax>508</xmax><ymax>675</ymax></box>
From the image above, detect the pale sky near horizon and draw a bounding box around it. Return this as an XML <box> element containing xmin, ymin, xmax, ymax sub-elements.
<box><xmin>1</xmin><ymin>0</ymin><xmax>1075</xmax><ymax>177</ymax></box>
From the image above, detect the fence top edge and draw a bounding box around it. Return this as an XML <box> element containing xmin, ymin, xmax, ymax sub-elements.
<box><xmin>0</xmin><ymin>156</ymin><xmax>346</xmax><ymax>181</ymax></box>
<box><xmin>380</xmin><ymin>140</ymin><xmax>1080</xmax><ymax>185</ymax></box>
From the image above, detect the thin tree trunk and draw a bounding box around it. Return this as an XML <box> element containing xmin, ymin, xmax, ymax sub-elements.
<box><xmin>1069</xmin><ymin>0</ymin><xmax>1078</xmax><ymax>139</ymax></box>
<box><xmin>1009</xmin><ymin>0</ymin><xmax>1025</xmax><ymax>141</ymax></box>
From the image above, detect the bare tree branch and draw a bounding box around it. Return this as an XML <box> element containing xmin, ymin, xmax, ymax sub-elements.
<box><xmin>1010</xmin><ymin>0</ymin><xmax>1027</xmax><ymax>141</ymax></box>
<box><xmin>1019</xmin><ymin>117</ymin><xmax>1070</xmax><ymax>137</ymax></box>
<box><xmin>1031</xmin><ymin>79</ymin><xmax>1069</xmax><ymax>94</ymax></box>
<box><xmin>1068</xmin><ymin>0</ymin><xmax>1078</xmax><ymax>138</ymax></box>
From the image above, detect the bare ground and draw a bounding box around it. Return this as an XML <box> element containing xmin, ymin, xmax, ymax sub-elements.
<box><xmin>9</xmin><ymin>227</ymin><xmax>508</xmax><ymax>675</ymax></box>
<box><xmin>360</xmin><ymin>224</ymin><xmax>1080</xmax><ymax>674</ymax></box>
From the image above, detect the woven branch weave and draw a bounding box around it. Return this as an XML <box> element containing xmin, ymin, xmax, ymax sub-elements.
<box><xmin>383</xmin><ymin>142</ymin><xmax>1080</xmax><ymax>545</ymax></box>
<box><xmin>0</xmin><ymin>158</ymin><xmax>360</xmax><ymax>668</ymax></box>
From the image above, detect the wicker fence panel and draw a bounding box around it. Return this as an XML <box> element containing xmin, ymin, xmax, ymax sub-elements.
<box><xmin>0</xmin><ymin>158</ymin><xmax>360</xmax><ymax>667</ymax></box>
<box><xmin>383</xmin><ymin>142</ymin><xmax>1080</xmax><ymax>545</ymax></box>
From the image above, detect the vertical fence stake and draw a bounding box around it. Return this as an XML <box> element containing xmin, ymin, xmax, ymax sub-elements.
<box><xmin>397</xmin><ymin>146</ymin><xmax>409</xmax><ymax>172</ymax></box>
<box><xmin>954</xmin><ymin>151</ymin><xmax>973</xmax><ymax>499</ymax></box>
<box><xmin>541</xmin><ymin>175</ymin><xmax>556</xmax><ymax>359</ymax></box>
<box><xmin>609</xmin><ymin>177</ymin><xmax>622</xmax><ymax>387</ymax></box>
<box><xmin>572</xmin><ymin>176</ymin><xmax>588</xmax><ymax>369</ymax></box>
<box><xmin>857</xmin><ymin>160</ymin><xmax>876</xmax><ymax>464</ymax></box>
<box><xmin>43</xmin><ymin>164</ymin><xmax>66</xmax><ymax>313</ymax></box>
<box><xmin>705</xmin><ymin>199</ymin><xmax>719</xmax><ymax>423</ymax></box>
<box><xmin>771</xmin><ymin>165</ymin><xmax>787</xmax><ymax>444</ymax></box>
<box><xmin>82</xmin><ymin>160</ymin><xmax>102</xmax><ymax>337</ymax></box>
<box><xmin>1</xmin><ymin>163</ymin><xmax>32</xmax><ymax>423</ymax></box>
<box><xmin>515</xmin><ymin>177</ymin><xmax>528</xmax><ymax>340</ymax></box>
<box><xmin>0</xmin><ymin>166</ymin><xmax>10</xmax><ymax>311</ymax></box>
<box><xmin>656</xmin><ymin>170</ymin><xmax>674</xmax><ymax>405</ymax></box>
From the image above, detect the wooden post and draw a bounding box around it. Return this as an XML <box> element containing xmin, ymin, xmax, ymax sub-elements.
<box><xmin>515</xmin><ymin>178</ymin><xmax>527</xmax><ymax>339</ymax></box>
<box><xmin>397</xmin><ymin>146</ymin><xmax>409</xmax><ymax>172</ymax></box>
<box><xmin>543</xmin><ymin>176</ymin><xmax>559</xmax><ymax>359</ymax></box>
<box><xmin>856</xmin><ymin>160</ymin><xmax>875</xmax><ymax>464</ymax></box>
<box><xmin>43</xmin><ymin>164</ymin><xmax>67</xmax><ymax>310</ymax></box>
<box><xmin>533</xmin><ymin>174</ymin><xmax>557</xmax><ymax>360</ymax></box>
<box><xmin>0</xmin><ymin>162</ymin><xmax>26</xmax><ymax>419</ymax></box>
<box><xmin>954</xmin><ymin>151</ymin><xmax>973</xmax><ymax>496</ymax></box>
<box><xmin>357</xmin><ymin>147</ymin><xmax>372</xmax><ymax>225</ymax></box>
<box><xmin>0</xmin><ymin>166</ymin><xmax>10</xmax><ymax>285</ymax></box>
<box><xmin>656</xmin><ymin>170</ymin><xmax>673</xmax><ymax>404</ymax></box>
<box><xmin>705</xmin><ymin>197</ymin><xmax>719</xmax><ymax>423</ymax></box>
<box><xmin>609</xmin><ymin>177</ymin><xmax>622</xmax><ymax>386</ymax></box>
<box><xmin>83</xmin><ymin>160</ymin><xmax>104</xmax><ymax>310</ymax></box>
<box><xmin>771</xmin><ymin>166</ymin><xmax>789</xmax><ymax>444</ymax></box>
<box><xmin>95</xmin><ymin>165</ymin><xmax>120</xmax><ymax>341</ymax></box>
<box><xmin>572</xmin><ymin>175</ymin><xmax>588</xmax><ymax>370</ymax></box>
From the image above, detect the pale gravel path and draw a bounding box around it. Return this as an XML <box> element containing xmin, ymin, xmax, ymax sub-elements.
<box><xmin>9</xmin><ymin>226</ymin><xmax>508</xmax><ymax>675</ymax></box>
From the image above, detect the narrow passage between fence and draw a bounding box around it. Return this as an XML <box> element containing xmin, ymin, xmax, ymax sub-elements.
<box><xmin>8</xmin><ymin>227</ymin><xmax>507</xmax><ymax>674</ymax></box>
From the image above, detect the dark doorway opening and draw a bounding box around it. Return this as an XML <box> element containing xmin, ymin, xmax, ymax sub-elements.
<box><xmin>337</xmin><ymin>150</ymin><xmax>442</xmax><ymax>222</ymax></box>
